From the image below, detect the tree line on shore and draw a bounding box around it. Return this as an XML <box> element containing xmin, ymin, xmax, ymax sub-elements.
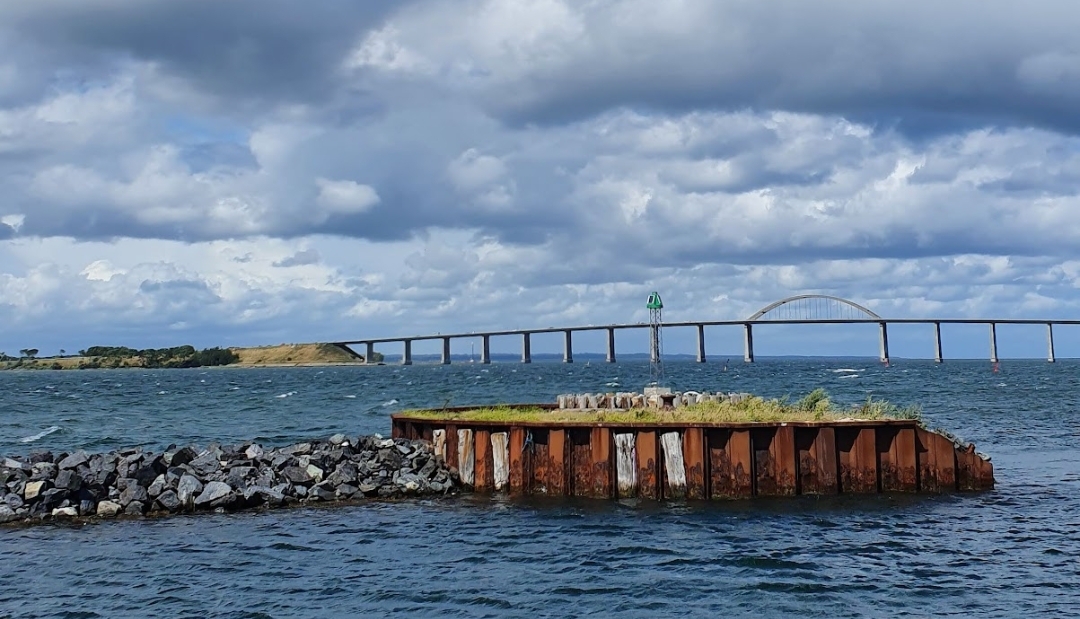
<box><xmin>0</xmin><ymin>345</ymin><xmax>239</xmax><ymax>369</ymax></box>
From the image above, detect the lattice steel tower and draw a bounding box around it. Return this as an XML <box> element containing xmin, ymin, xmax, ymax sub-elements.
<box><xmin>647</xmin><ymin>291</ymin><xmax>664</xmax><ymax>386</ymax></box>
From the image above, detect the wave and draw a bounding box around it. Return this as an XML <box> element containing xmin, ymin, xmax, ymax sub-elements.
<box><xmin>275</xmin><ymin>391</ymin><xmax>297</xmax><ymax>399</ymax></box>
<box><xmin>832</xmin><ymin>368</ymin><xmax>862</xmax><ymax>373</ymax></box>
<box><xmin>382</xmin><ymin>399</ymin><xmax>399</xmax><ymax>407</ymax></box>
<box><xmin>20</xmin><ymin>426</ymin><xmax>60</xmax><ymax>443</ymax></box>
<box><xmin>344</xmin><ymin>395</ymin><xmax>357</xmax><ymax>399</ymax></box>
<box><xmin>838</xmin><ymin>374</ymin><xmax>860</xmax><ymax>379</ymax></box>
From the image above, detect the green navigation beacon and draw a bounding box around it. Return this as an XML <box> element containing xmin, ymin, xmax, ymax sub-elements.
<box><xmin>647</xmin><ymin>291</ymin><xmax>665</xmax><ymax>388</ymax></box>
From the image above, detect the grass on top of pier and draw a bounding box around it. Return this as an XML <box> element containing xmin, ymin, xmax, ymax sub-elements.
<box><xmin>401</xmin><ymin>389</ymin><xmax>923</xmax><ymax>424</ymax></box>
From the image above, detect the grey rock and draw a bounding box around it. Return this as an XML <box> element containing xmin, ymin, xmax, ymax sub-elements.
<box><xmin>305</xmin><ymin>464</ymin><xmax>324</xmax><ymax>483</ymax></box>
<box><xmin>280</xmin><ymin>443</ymin><xmax>312</xmax><ymax>456</ymax></box>
<box><xmin>156</xmin><ymin>490</ymin><xmax>181</xmax><ymax>512</ymax></box>
<box><xmin>244</xmin><ymin>486</ymin><xmax>285</xmax><ymax>505</ymax></box>
<box><xmin>51</xmin><ymin>506</ymin><xmax>78</xmax><ymax>518</ymax></box>
<box><xmin>309</xmin><ymin>483</ymin><xmax>336</xmax><ymax>501</ymax></box>
<box><xmin>54</xmin><ymin>469</ymin><xmax>81</xmax><ymax>491</ymax></box>
<box><xmin>336</xmin><ymin>484</ymin><xmax>358</xmax><ymax>498</ymax></box>
<box><xmin>177</xmin><ymin>475</ymin><xmax>203</xmax><ymax>508</ymax></box>
<box><xmin>31</xmin><ymin>462</ymin><xmax>57</xmax><ymax>481</ymax></box>
<box><xmin>244</xmin><ymin>444</ymin><xmax>264</xmax><ymax>460</ymax></box>
<box><xmin>79</xmin><ymin>500</ymin><xmax>96</xmax><ymax>516</ymax></box>
<box><xmin>96</xmin><ymin>500</ymin><xmax>122</xmax><ymax>517</ymax></box>
<box><xmin>0</xmin><ymin>505</ymin><xmax>18</xmax><ymax>523</ymax></box>
<box><xmin>119</xmin><ymin>483</ymin><xmax>149</xmax><ymax>507</ymax></box>
<box><xmin>147</xmin><ymin>475</ymin><xmax>167</xmax><ymax>498</ymax></box>
<box><xmin>4</xmin><ymin>494</ymin><xmax>24</xmax><ymax>509</ymax></box>
<box><xmin>188</xmin><ymin>453</ymin><xmax>221</xmax><ymax>476</ymax></box>
<box><xmin>395</xmin><ymin>443</ymin><xmax>411</xmax><ymax>455</ymax></box>
<box><xmin>281</xmin><ymin>466</ymin><xmax>313</xmax><ymax>485</ymax></box>
<box><xmin>132</xmin><ymin>465</ymin><xmax>159</xmax><ymax>487</ymax></box>
<box><xmin>358</xmin><ymin>481</ymin><xmax>379</xmax><ymax>495</ymax></box>
<box><xmin>3</xmin><ymin>457</ymin><xmax>30</xmax><ymax>471</ymax></box>
<box><xmin>293</xmin><ymin>485</ymin><xmax>307</xmax><ymax>498</ymax></box>
<box><xmin>28</xmin><ymin>451</ymin><xmax>54</xmax><ymax>464</ymax></box>
<box><xmin>58</xmin><ymin>450</ymin><xmax>89</xmax><ymax>470</ymax></box>
<box><xmin>194</xmin><ymin>481</ymin><xmax>232</xmax><ymax>507</ymax></box>
<box><xmin>38</xmin><ymin>488</ymin><xmax>68</xmax><ymax>508</ymax></box>
<box><xmin>226</xmin><ymin>467</ymin><xmax>255</xmax><ymax>487</ymax></box>
<box><xmin>124</xmin><ymin>500</ymin><xmax>146</xmax><ymax>516</ymax></box>
<box><xmin>329</xmin><ymin>433</ymin><xmax>347</xmax><ymax>446</ymax></box>
<box><xmin>168</xmin><ymin>446</ymin><xmax>198</xmax><ymax>467</ymax></box>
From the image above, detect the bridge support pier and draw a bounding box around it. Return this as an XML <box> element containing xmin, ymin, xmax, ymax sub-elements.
<box><xmin>933</xmin><ymin>322</ymin><xmax>943</xmax><ymax>363</ymax></box>
<box><xmin>606</xmin><ymin>328</ymin><xmax>616</xmax><ymax>363</ymax></box>
<box><xmin>402</xmin><ymin>339</ymin><xmax>413</xmax><ymax>366</ymax></box>
<box><xmin>522</xmin><ymin>333</ymin><xmax>531</xmax><ymax>364</ymax></box>
<box><xmin>743</xmin><ymin>323</ymin><xmax>754</xmax><ymax>363</ymax></box>
<box><xmin>989</xmin><ymin>323</ymin><xmax>998</xmax><ymax>363</ymax></box>
<box><xmin>440</xmin><ymin>337</ymin><xmax>451</xmax><ymax>365</ymax></box>
<box><xmin>879</xmin><ymin>322</ymin><xmax>890</xmax><ymax>364</ymax></box>
<box><xmin>365</xmin><ymin>342</ymin><xmax>375</xmax><ymax>364</ymax></box>
<box><xmin>481</xmin><ymin>335</ymin><xmax>490</xmax><ymax>364</ymax></box>
<box><xmin>696</xmin><ymin>324</ymin><xmax>706</xmax><ymax>363</ymax></box>
<box><xmin>1047</xmin><ymin>323</ymin><xmax>1056</xmax><ymax>363</ymax></box>
<box><xmin>563</xmin><ymin>330</ymin><xmax>573</xmax><ymax>363</ymax></box>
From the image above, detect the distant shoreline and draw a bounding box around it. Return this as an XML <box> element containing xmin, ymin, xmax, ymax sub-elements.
<box><xmin>0</xmin><ymin>343</ymin><xmax>375</xmax><ymax>372</ymax></box>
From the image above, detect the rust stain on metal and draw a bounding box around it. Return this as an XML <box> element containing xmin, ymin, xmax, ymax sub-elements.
<box><xmin>682</xmin><ymin>428</ymin><xmax>706</xmax><ymax>499</ymax></box>
<box><xmin>548</xmin><ymin>429</ymin><xmax>566</xmax><ymax>496</ymax></box>
<box><xmin>773</xmin><ymin>426</ymin><xmax>797</xmax><ymax>495</ymax></box>
<box><xmin>509</xmin><ymin>427</ymin><xmax>526</xmax><ymax>493</ymax></box>
<box><xmin>796</xmin><ymin>427</ymin><xmax>837</xmax><ymax>495</ymax></box>
<box><xmin>590</xmin><ymin>427</ymin><xmax>612</xmax><ymax>499</ymax></box>
<box><xmin>956</xmin><ymin>444</ymin><xmax>994</xmax><ymax>491</ymax></box>
<box><xmin>570</xmin><ymin>429</ymin><xmax>592</xmax><ymax>497</ymax></box>
<box><xmin>399</xmin><ymin>418</ymin><xmax>993</xmax><ymax>499</ymax></box>
<box><xmin>917</xmin><ymin>428</ymin><xmax>957</xmax><ymax>493</ymax></box>
<box><xmin>636</xmin><ymin>431</ymin><xmax>659</xmax><ymax>500</ymax></box>
<box><xmin>839</xmin><ymin>428</ymin><xmax>878</xmax><ymax>494</ymax></box>
<box><xmin>474</xmin><ymin>429</ymin><xmax>492</xmax><ymax>492</ymax></box>
<box><xmin>879</xmin><ymin>427</ymin><xmax>917</xmax><ymax>492</ymax></box>
<box><xmin>730</xmin><ymin>430</ymin><xmax>753</xmax><ymax>497</ymax></box>
<box><xmin>391</xmin><ymin>420</ymin><xmax>403</xmax><ymax>439</ymax></box>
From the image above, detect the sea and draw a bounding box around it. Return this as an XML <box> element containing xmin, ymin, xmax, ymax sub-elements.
<box><xmin>2</xmin><ymin>358</ymin><xmax>1079</xmax><ymax>618</ymax></box>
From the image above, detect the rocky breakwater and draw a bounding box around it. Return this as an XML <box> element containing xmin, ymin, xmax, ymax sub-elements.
<box><xmin>0</xmin><ymin>434</ymin><xmax>457</xmax><ymax>525</ymax></box>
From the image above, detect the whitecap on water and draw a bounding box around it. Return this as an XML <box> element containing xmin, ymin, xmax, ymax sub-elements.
<box><xmin>832</xmin><ymin>369</ymin><xmax>862</xmax><ymax>373</ymax></box>
<box><xmin>20</xmin><ymin>426</ymin><xmax>60</xmax><ymax>443</ymax></box>
<box><xmin>382</xmin><ymin>399</ymin><xmax>399</xmax><ymax>407</ymax></box>
<box><xmin>605</xmin><ymin>382</ymin><xmax>620</xmax><ymax>387</ymax></box>
<box><xmin>839</xmin><ymin>374</ymin><xmax>859</xmax><ymax>379</ymax></box>
<box><xmin>275</xmin><ymin>391</ymin><xmax>297</xmax><ymax>399</ymax></box>
<box><xmin>344</xmin><ymin>395</ymin><xmax>357</xmax><ymax>399</ymax></box>
<box><xmin>157</xmin><ymin>390</ymin><xmax>168</xmax><ymax>395</ymax></box>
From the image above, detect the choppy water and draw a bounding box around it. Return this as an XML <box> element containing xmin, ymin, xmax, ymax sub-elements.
<box><xmin>2</xmin><ymin>359</ymin><xmax>1080</xmax><ymax>618</ymax></box>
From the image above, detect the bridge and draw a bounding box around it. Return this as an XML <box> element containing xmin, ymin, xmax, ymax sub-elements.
<box><xmin>335</xmin><ymin>294</ymin><xmax>1074</xmax><ymax>365</ymax></box>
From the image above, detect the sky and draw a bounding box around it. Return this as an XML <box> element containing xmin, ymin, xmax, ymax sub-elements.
<box><xmin>2</xmin><ymin>0</ymin><xmax>1080</xmax><ymax>360</ymax></box>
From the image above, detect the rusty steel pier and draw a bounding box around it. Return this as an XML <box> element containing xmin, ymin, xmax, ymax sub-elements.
<box><xmin>391</xmin><ymin>408</ymin><xmax>994</xmax><ymax>499</ymax></box>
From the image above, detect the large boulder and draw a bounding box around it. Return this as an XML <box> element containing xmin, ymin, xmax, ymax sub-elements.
<box><xmin>54</xmin><ymin>469</ymin><xmax>81</xmax><ymax>492</ymax></box>
<box><xmin>194</xmin><ymin>481</ymin><xmax>233</xmax><ymax>508</ymax></box>
<box><xmin>168</xmin><ymin>446</ymin><xmax>198</xmax><ymax>468</ymax></box>
<box><xmin>156</xmin><ymin>490</ymin><xmax>181</xmax><ymax>512</ymax></box>
<box><xmin>96</xmin><ymin>500</ymin><xmax>122</xmax><ymax>517</ymax></box>
<box><xmin>58</xmin><ymin>450</ymin><xmax>89</xmax><ymax>470</ymax></box>
<box><xmin>119</xmin><ymin>483</ymin><xmax>149</xmax><ymax>507</ymax></box>
<box><xmin>281</xmin><ymin>466</ymin><xmax>312</xmax><ymax>485</ymax></box>
<box><xmin>177</xmin><ymin>475</ymin><xmax>203</xmax><ymax>508</ymax></box>
<box><xmin>24</xmin><ymin>480</ymin><xmax>48</xmax><ymax>500</ymax></box>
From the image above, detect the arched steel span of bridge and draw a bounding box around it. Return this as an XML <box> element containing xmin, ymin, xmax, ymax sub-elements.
<box><xmin>334</xmin><ymin>294</ymin><xmax>1070</xmax><ymax>365</ymax></box>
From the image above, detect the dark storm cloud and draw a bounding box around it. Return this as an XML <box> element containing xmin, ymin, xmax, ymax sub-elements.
<box><xmin>1</xmin><ymin>1</ymin><xmax>408</xmax><ymax>106</ymax></box>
